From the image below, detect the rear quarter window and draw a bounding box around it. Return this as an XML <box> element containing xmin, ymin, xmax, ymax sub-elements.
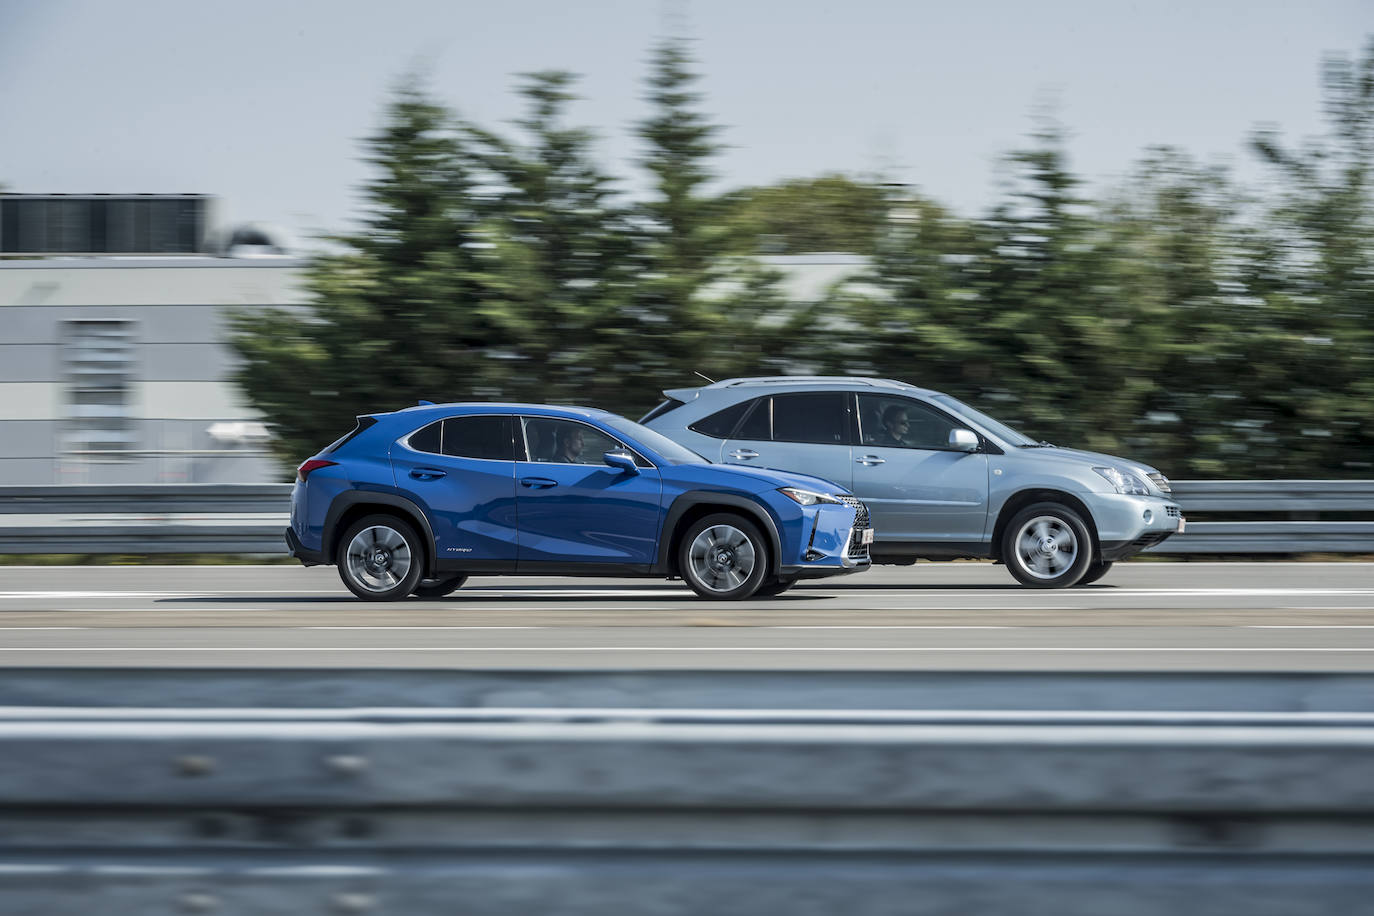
<box><xmin>689</xmin><ymin>400</ymin><xmax>753</xmax><ymax>439</ymax></box>
<box><xmin>639</xmin><ymin>398</ymin><xmax>686</xmax><ymax>424</ymax></box>
<box><xmin>323</xmin><ymin>416</ymin><xmax>378</xmax><ymax>453</ymax></box>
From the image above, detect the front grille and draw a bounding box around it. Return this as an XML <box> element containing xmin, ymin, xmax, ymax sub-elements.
<box><xmin>1166</xmin><ymin>506</ymin><xmax>1180</xmax><ymax>518</ymax></box>
<box><xmin>837</xmin><ymin>495</ymin><xmax>871</xmax><ymax>559</ymax></box>
<box><xmin>1148</xmin><ymin>473</ymin><xmax>1172</xmax><ymax>494</ymax></box>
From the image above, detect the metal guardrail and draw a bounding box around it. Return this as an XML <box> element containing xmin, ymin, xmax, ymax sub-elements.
<box><xmin>0</xmin><ymin>480</ymin><xmax>1370</xmax><ymax>555</ymax></box>
<box><xmin>1</xmin><ymin>670</ymin><xmax>1372</xmax><ymax>914</ymax></box>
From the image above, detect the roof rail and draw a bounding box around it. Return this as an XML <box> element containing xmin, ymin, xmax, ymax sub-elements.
<box><xmin>720</xmin><ymin>376</ymin><xmax>915</xmax><ymax>389</ymax></box>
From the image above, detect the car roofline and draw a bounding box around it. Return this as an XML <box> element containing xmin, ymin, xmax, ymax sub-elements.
<box><xmin>371</xmin><ymin>402</ymin><xmax>614</xmax><ymax>420</ymax></box>
<box><xmin>667</xmin><ymin>376</ymin><xmax>941</xmax><ymax>399</ymax></box>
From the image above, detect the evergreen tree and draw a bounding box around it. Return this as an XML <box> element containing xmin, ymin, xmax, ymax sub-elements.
<box><xmin>229</xmin><ymin>82</ymin><xmax>502</xmax><ymax>469</ymax></box>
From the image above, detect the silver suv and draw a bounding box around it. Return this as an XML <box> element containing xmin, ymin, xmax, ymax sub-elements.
<box><xmin>642</xmin><ymin>377</ymin><xmax>1184</xmax><ymax>588</ymax></box>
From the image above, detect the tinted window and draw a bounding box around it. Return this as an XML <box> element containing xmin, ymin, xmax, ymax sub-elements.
<box><xmin>407</xmin><ymin>421</ymin><xmax>442</xmax><ymax>454</ymax></box>
<box><xmin>442</xmin><ymin>415</ymin><xmax>515</xmax><ymax>460</ymax></box>
<box><xmin>690</xmin><ymin>400</ymin><xmax>752</xmax><ymax>439</ymax></box>
<box><xmin>523</xmin><ymin>418</ymin><xmax>640</xmax><ymax>466</ymax></box>
<box><xmin>734</xmin><ymin>397</ymin><xmax>771</xmax><ymax>440</ymax></box>
<box><xmin>325</xmin><ymin>416</ymin><xmax>378</xmax><ymax>454</ymax></box>
<box><xmin>773</xmin><ymin>392</ymin><xmax>848</xmax><ymax>445</ymax></box>
<box><xmin>639</xmin><ymin>398</ymin><xmax>685</xmax><ymax>424</ymax></box>
<box><xmin>857</xmin><ymin>394</ymin><xmax>959</xmax><ymax>450</ymax></box>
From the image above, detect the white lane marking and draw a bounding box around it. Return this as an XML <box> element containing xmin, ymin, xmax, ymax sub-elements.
<box><xmin>300</xmin><ymin>626</ymin><xmax>538</xmax><ymax>630</ymax></box>
<box><xmin>1250</xmin><ymin>625</ymin><xmax>1374</xmax><ymax>629</ymax></box>
<box><xmin>771</xmin><ymin>625</ymin><xmax>1013</xmax><ymax>629</ymax></box>
<box><xmin>3</xmin><ymin>587</ymin><xmax>1372</xmax><ymax>600</ymax></box>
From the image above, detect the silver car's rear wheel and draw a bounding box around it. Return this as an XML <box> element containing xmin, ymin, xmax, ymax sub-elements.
<box><xmin>1002</xmin><ymin>502</ymin><xmax>1093</xmax><ymax>588</ymax></box>
<box><xmin>337</xmin><ymin>515</ymin><xmax>424</xmax><ymax>601</ymax></box>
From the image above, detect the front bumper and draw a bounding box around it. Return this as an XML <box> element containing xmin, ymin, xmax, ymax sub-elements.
<box><xmin>1091</xmin><ymin>492</ymin><xmax>1185</xmax><ymax>561</ymax></box>
<box><xmin>779</xmin><ymin>497</ymin><xmax>873</xmax><ymax>580</ymax></box>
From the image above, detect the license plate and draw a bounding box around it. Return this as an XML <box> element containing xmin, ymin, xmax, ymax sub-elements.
<box><xmin>1177</xmin><ymin>516</ymin><xmax>1186</xmax><ymax>533</ymax></box>
<box><xmin>861</xmin><ymin>528</ymin><xmax>874</xmax><ymax>544</ymax></box>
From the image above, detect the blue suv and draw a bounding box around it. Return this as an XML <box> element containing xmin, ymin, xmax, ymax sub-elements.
<box><xmin>642</xmin><ymin>377</ymin><xmax>1184</xmax><ymax>588</ymax></box>
<box><xmin>286</xmin><ymin>403</ymin><xmax>872</xmax><ymax>600</ymax></box>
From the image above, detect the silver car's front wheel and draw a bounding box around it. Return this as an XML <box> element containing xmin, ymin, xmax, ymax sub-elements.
<box><xmin>337</xmin><ymin>515</ymin><xmax>424</xmax><ymax>601</ymax></box>
<box><xmin>1002</xmin><ymin>502</ymin><xmax>1093</xmax><ymax>588</ymax></box>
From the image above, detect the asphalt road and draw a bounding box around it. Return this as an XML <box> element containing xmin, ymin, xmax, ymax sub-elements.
<box><xmin>0</xmin><ymin>561</ymin><xmax>1370</xmax><ymax>670</ymax></box>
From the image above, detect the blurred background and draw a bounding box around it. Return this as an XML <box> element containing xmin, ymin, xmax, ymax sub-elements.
<box><xmin>1</xmin><ymin>0</ymin><xmax>1370</xmax><ymax>484</ymax></box>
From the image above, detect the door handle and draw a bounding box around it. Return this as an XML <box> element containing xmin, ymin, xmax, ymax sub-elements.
<box><xmin>856</xmin><ymin>455</ymin><xmax>886</xmax><ymax>466</ymax></box>
<box><xmin>520</xmin><ymin>477</ymin><xmax>559</xmax><ymax>489</ymax></box>
<box><xmin>727</xmin><ymin>449</ymin><xmax>760</xmax><ymax>460</ymax></box>
<box><xmin>409</xmin><ymin>467</ymin><xmax>447</xmax><ymax>480</ymax></box>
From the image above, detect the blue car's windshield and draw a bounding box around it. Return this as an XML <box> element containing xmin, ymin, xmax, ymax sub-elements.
<box><xmin>602</xmin><ymin>416</ymin><xmax>710</xmax><ymax>465</ymax></box>
<box><xmin>930</xmin><ymin>395</ymin><xmax>1037</xmax><ymax>447</ymax></box>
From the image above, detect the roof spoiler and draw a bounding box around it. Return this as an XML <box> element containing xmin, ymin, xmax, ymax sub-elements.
<box><xmin>663</xmin><ymin>387</ymin><xmax>701</xmax><ymax>402</ymax></box>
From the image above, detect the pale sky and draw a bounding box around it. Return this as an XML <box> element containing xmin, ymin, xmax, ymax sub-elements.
<box><xmin>1</xmin><ymin>0</ymin><xmax>1369</xmax><ymax>249</ymax></box>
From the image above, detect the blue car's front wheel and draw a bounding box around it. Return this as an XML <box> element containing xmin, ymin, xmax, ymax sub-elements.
<box><xmin>679</xmin><ymin>514</ymin><xmax>769</xmax><ymax>600</ymax></box>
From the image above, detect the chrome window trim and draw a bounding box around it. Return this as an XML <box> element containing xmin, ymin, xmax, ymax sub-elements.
<box><xmin>854</xmin><ymin>393</ymin><xmax>984</xmax><ymax>455</ymax></box>
<box><xmin>397</xmin><ymin>414</ymin><xmax>524</xmax><ymax>463</ymax></box>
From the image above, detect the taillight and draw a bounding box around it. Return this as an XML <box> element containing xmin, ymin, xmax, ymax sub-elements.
<box><xmin>297</xmin><ymin>458</ymin><xmax>338</xmax><ymax>482</ymax></box>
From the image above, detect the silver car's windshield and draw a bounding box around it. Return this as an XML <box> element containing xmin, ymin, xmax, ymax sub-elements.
<box><xmin>602</xmin><ymin>416</ymin><xmax>710</xmax><ymax>465</ymax></box>
<box><xmin>930</xmin><ymin>395</ymin><xmax>1037</xmax><ymax>447</ymax></box>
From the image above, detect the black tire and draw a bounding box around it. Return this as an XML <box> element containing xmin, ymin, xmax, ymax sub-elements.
<box><xmin>678</xmin><ymin>513</ymin><xmax>770</xmax><ymax>600</ymax></box>
<box><xmin>412</xmin><ymin>575</ymin><xmax>469</xmax><ymax>599</ymax></box>
<box><xmin>336</xmin><ymin>514</ymin><xmax>426</xmax><ymax>601</ymax></box>
<box><xmin>1075</xmin><ymin>561</ymin><xmax>1113</xmax><ymax>587</ymax></box>
<box><xmin>754</xmin><ymin>577</ymin><xmax>798</xmax><ymax>598</ymax></box>
<box><xmin>1001</xmin><ymin>502</ymin><xmax>1094</xmax><ymax>589</ymax></box>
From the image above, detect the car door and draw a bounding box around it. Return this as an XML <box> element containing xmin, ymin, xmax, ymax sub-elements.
<box><xmin>390</xmin><ymin>414</ymin><xmax>520</xmax><ymax>569</ymax></box>
<box><xmin>852</xmin><ymin>393</ymin><xmax>990</xmax><ymax>545</ymax></box>
<box><xmin>515</xmin><ymin>416</ymin><xmax>663</xmax><ymax>571</ymax></box>
<box><xmin>719</xmin><ymin>392</ymin><xmax>855</xmax><ymax>493</ymax></box>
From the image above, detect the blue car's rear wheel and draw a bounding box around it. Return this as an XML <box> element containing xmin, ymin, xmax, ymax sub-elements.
<box><xmin>337</xmin><ymin>514</ymin><xmax>425</xmax><ymax>601</ymax></box>
<box><xmin>679</xmin><ymin>513</ymin><xmax>769</xmax><ymax>600</ymax></box>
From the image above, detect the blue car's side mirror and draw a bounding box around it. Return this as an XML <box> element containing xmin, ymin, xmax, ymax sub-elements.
<box><xmin>604</xmin><ymin>451</ymin><xmax>639</xmax><ymax>474</ymax></box>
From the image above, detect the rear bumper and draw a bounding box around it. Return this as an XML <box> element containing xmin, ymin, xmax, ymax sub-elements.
<box><xmin>285</xmin><ymin>527</ymin><xmax>326</xmax><ymax>566</ymax></box>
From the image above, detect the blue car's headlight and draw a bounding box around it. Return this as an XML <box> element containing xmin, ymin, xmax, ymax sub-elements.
<box><xmin>779</xmin><ymin>487</ymin><xmax>844</xmax><ymax>506</ymax></box>
<box><xmin>1093</xmin><ymin>467</ymin><xmax>1152</xmax><ymax>496</ymax></box>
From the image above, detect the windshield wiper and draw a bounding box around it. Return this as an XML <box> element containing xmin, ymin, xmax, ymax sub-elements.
<box><xmin>1018</xmin><ymin>441</ymin><xmax>1056</xmax><ymax>448</ymax></box>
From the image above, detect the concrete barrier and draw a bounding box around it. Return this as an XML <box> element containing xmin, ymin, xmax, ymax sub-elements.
<box><xmin>0</xmin><ymin>670</ymin><xmax>1371</xmax><ymax>914</ymax></box>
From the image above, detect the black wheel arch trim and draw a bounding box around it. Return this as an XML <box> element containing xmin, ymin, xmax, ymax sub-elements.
<box><xmin>655</xmin><ymin>491</ymin><xmax>784</xmax><ymax>576</ymax></box>
<box><xmin>323</xmin><ymin>490</ymin><xmax>437</xmax><ymax>577</ymax></box>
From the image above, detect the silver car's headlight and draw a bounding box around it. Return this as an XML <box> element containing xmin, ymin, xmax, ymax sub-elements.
<box><xmin>1093</xmin><ymin>467</ymin><xmax>1152</xmax><ymax>496</ymax></box>
<box><xmin>779</xmin><ymin>487</ymin><xmax>844</xmax><ymax>506</ymax></box>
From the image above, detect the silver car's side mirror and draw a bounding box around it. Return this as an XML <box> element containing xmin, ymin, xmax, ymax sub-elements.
<box><xmin>949</xmin><ymin>429</ymin><xmax>979</xmax><ymax>452</ymax></box>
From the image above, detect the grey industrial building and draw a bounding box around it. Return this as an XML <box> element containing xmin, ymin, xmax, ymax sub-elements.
<box><xmin>0</xmin><ymin>194</ymin><xmax>305</xmax><ymax>485</ymax></box>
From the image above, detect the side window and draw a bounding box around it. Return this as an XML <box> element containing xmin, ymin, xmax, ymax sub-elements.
<box><xmin>442</xmin><ymin>415</ymin><xmax>516</xmax><ymax>461</ymax></box>
<box><xmin>733</xmin><ymin>397</ymin><xmax>772</xmax><ymax>440</ymax></box>
<box><xmin>689</xmin><ymin>400</ymin><xmax>752</xmax><ymax>439</ymax></box>
<box><xmin>407</xmin><ymin>420</ymin><xmax>442</xmax><ymax>454</ymax></box>
<box><xmin>857</xmin><ymin>394</ymin><xmax>959</xmax><ymax>450</ymax></box>
<box><xmin>521</xmin><ymin>418</ymin><xmax>641</xmax><ymax>466</ymax></box>
<box><xmin>773</xmin><ymin>392</ymin><xmax>849</xmax><ymax>445</ymax></box>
